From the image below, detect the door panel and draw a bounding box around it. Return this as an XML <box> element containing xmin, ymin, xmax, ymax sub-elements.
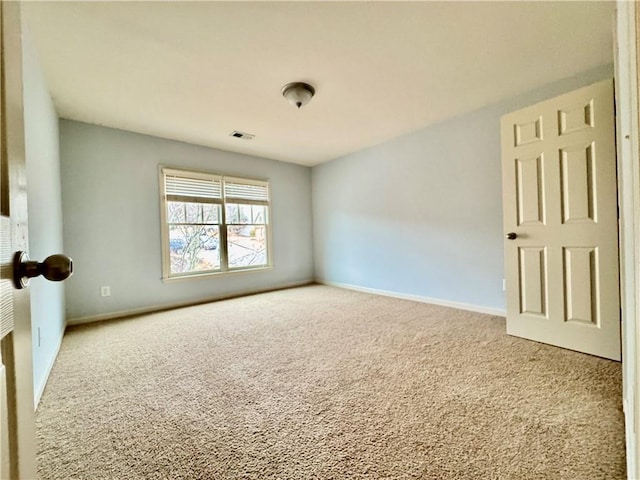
<box><xmin>501</xmin><ymin>79</ymin><xmax>621</xmax><ymax>360</ymax></box>
<box><xmin>560</xmin><ymin>143</ymin><xmax>596</xmax><ymax>223</ymax></box>
<box><xmin>516</xmin><ymin>155</ymin><xmax>545</xmax><ymax>225</ymax></box>
<box><xmin>563</xmin><ymin>246</ymin><xmax>598</xmax><ymax>325</ymax></box>
<box><xmin>514</xmin><ymin>116</ymin><xmax>543</xmax><ymax>146</ymax></box>
<box><xmin>518</xmin><ymin>246</ymin><xmax>547</xmax><ymax>316</ymax></box>
<box><xmin>558</xmin><ymin>99</ymin><xmax>594</xmax><ymax>135</ymax></box>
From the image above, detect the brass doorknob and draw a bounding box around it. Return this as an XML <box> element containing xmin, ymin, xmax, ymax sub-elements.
<box><xmin>506</xmin><ymin>232</ymin><xmax>517</xmax><ymax>240</ymax></box>
<box><xmin>12</xmin><ymin>251</ymin><xmax>73</xmax><ymax>289</ymax></box>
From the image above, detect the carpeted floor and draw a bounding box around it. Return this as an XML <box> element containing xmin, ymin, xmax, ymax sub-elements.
<box><xmin>36</xmin><ymin>285</ymin><xmax>625</xmax><ymax>479</ymax></box>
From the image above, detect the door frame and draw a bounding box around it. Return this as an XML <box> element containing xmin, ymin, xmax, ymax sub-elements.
<box><xmin>614</xmin><ymin>1</ymin><xmax>640</xmax><ymax>478</ymax></box>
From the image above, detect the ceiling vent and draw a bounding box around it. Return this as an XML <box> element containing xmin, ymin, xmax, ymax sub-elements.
<box><xmin>230</xmin><ymin>130</ymin><xmax>255</xmax><ymax>140</ymax></box>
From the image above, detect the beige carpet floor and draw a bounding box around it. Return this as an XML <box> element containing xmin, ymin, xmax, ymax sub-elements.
<box><xmin>36</xmin><ymin>285</ymin><xmax>625</xmax><ymax>479</ymax></box>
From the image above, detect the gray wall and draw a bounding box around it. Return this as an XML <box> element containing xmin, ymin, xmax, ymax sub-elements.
<box><xmin>22</xmin><ymin>27</ymin><xmax>65</xmax><ymax>402</ymax></box>
<box><xmin>60</xmin><ymin>121</ymin><xmax>313</xmax><ymax>321</ymax></box>
<box><xmin>312</xmin><ymin>64</ymin><xmax>614</xmax><ymax>312</ymax></box>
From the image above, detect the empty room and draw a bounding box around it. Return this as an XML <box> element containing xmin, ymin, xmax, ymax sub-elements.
<box><xmin>1</xmin><ymin>1</ymin><xmax>639</xmax><ymax>479</ymax></box>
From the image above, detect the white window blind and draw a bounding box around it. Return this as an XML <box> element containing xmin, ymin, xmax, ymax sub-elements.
<box><xmin>224</xmin><ymin>177</ymin><xmax>270</xmax><ymax>204</ymax></box>
<box><xmin>165</xmin><ymin>174</ymin><xmax>222</xmax><ymax>203</ymax></box>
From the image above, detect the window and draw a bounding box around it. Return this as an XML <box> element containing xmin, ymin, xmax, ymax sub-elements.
<box><xmin>160</xmin><ymin>167</ymin><xmax>270</xmax><ymax>279</ymax></box>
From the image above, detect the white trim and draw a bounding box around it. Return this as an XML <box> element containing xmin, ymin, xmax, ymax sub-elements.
<box><xmin>615</xmin><ymin>2</ymin><xmax>640</xmax><ymax>478</ymax></box>
<box><xmin>33</xmin><ymin>330</ymin><xmax>63</xmax><ymax>410</ymax></box>
<box><xmin>67</xmin><ymin>280</ymin><xmax>312</xmax><ymax>326</ymax></box>
<box><xmin>161</xmin><ymin>265</ymin><xmax>273</xmax><ymax>283</ymax></box>
<box><xmin>318</xmin><ymin>280</ymin><xmax>506</xmax><ymax>317</ymax></box>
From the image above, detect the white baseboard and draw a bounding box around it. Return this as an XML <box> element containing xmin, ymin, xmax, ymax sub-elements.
<box><xmin>34</xmin><ymin>331</ymin><xmax>63</xmax><ymax>410</ymax></box>
<box><xmin>317</xmin><ymin>279</ymin><xmax>506</xmax><ymax>317</ymax></box>
<box><xmin>67</xmin><ymin>280</ymin><xmax>313</xmax><ymax>326</ymax></box>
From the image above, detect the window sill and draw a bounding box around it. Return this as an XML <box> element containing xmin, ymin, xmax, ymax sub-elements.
<box><xmin>162</xmin><ymin>265</ymin><xmax>273</xmax><ymax>283</ymax></box>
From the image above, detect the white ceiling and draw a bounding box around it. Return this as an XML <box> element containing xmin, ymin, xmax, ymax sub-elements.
<box><xmin>22</xmin><ymin>1</ymin><xmax>615</xmax><ymax>167</ymax></box>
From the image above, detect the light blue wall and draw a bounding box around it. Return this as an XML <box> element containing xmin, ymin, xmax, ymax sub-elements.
<box><xmin>312</xmin><ymin>64</ymin><xmax>614</xmax><ymax>312</ymax></box>
<box><xmin>22</xmin><ymin>27</ymin><xmax>65</xmax><ymax>402</ymax></box>
<box><xmin>60</xmin><ymin>121</ymin><xmax>314</xmax><ymax>321</ymax></box>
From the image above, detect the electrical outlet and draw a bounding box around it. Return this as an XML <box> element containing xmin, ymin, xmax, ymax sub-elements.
<box><xmin>502</xmin><ymin>279</ymin><xmax>506</xmax><ymax>291</ymax></box>
<box><xmin>101</xmin><ymin>286</ymin><xmax>111</xmax><ymax>297</ymax></box>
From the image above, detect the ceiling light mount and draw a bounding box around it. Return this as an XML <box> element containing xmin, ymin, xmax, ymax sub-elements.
<box><xmin>282</xmin><ymin>82</ymin><xmax>315</xmax><ymax>109</ymax></box>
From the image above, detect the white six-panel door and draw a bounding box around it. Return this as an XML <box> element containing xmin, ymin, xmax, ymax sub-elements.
<box><xmin>501</xmin><ymin>79</ymin><xmax>621</xmax><ymax>361</ymax></box>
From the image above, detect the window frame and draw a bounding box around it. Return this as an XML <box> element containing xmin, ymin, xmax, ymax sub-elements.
<box><xmin>159</xmin><ymin>166</ymin><xmax>273</xmax><ymax>281</ymax></box>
